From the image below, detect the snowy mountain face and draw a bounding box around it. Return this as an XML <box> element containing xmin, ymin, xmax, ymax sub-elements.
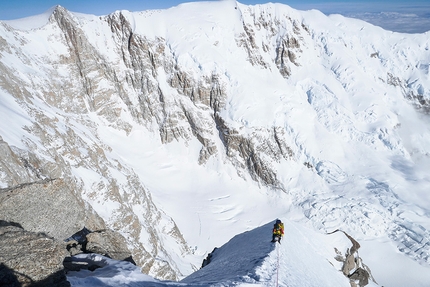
<box><xmin>1</xmin><ymin>1</ymin><xmax>430</xmax><ymax>286</ymax></box>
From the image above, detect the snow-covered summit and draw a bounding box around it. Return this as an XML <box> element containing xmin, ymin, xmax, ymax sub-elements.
<box><xmin>0</xmin><ymin>1</ymin><xmax>430</xmax><ymax>286</ymax></box>
<box><xmin>2</xmin><ymin>5</ymin><xmax>60</xmax><ymax>30</ymax></box>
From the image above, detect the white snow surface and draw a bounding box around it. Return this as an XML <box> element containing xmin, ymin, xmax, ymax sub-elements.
<box><xmin>1</xmin><ymin>1</ymin><xmax>430</xmax><ymax>286</ymax></box>
<box><xmin>68</xmin><ymin>220</ymin><xmax>383</xmax><ymax>287</ymax></box>
<box><xmin>2</xmin><ymin>6</ymin><xmax>56</xmax><ymax>30</ymax></box>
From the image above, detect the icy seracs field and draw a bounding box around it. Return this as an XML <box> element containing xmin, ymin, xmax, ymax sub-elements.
<box><xmin>1</xmin><ymin>0</ymin><xmax>430</xmax><ymax>286</ymax></box>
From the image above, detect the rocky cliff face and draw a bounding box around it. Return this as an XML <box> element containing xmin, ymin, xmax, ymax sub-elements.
<box><xmin>0</xmin><ymin>5</ymin><xmax>300</xmax><ymax>277</ymax></box>
<box><xmin>0</xmin><ymin>7</ymin><xmax>191</xmax><ymax>277</ymax></box>
<box><xmin>0</xmin><ymin>2</ymin><xmax>430</xmax><ymax>281</ymax></box>
<box><xmin>0</xmin><ymin>221</ymin><xmax>70</xmax><ymax>287</ymax></box>
<box><xmin>0</xmin><ymin>178</ymin><xmax>106</xmax><ymax>240</ymax></box>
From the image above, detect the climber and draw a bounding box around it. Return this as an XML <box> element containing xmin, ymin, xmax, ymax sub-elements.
<box><xmin>271</xmin><ymin>219</ymin><xmax>284</xmax><ymax>243</ymax></box>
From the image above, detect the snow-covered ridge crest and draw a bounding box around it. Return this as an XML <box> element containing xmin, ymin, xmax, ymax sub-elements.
<box><xmin>1</xmin><ymin>2</ymin><xmax>430</xmax><ymax>286</ymax></box>
<box><xmin>1</xmin><ymin>7</ymin><xmax>54</xmax><ymax>30</ymax></box>
<box><xmin>1</xmin><ymin>5</ymin><xmax>79</xmax><ymax>31</ymax></box>
<box><xmin>68</xmin><ymin>220</ymin><xmax>380</xmax><ymax>287</ymax></box>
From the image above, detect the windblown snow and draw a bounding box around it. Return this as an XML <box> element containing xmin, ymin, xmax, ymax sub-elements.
<box><xmin>1</xmin><ymin>1</ymin><xmax>430</xmax><ymax>286</ymax></box>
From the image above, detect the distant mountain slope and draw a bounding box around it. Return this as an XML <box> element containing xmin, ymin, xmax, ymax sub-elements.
<box><xmin>0</xmin><ymin>1</ymin><xmax>429</xmax><ymax>286</ymax></box>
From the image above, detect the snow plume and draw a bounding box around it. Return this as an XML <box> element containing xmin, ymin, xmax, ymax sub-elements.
<box><xmin>0</xmin><ymin>1</ymin><xmax>430</xmax><ymax>286</ymax></box>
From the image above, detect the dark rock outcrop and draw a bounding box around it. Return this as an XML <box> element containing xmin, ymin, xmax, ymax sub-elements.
<box><xmin>85</xmin><ymin>229</ymin><xmax>134</xmax><ymax>263</ymax></box>
<box><xmin>0</xmin><ymin>220</ymin><xmax>70</xmax><ymax>287</ymax></box>
<box><xmin>86</xmin><ymin>229</ymin><xmax>133</xmax><ymax>262</ymax></box>
<box><xmin>201</xmin><ymin>247</ymin><xmax>218</xmax><ymax>268</ymax></box>
<box><xmin>64</xmin><ymin>227</ymin><xmax>135</xmax><ymax>273</ymax></box>
<box><xmin>0</xmin><ymin>178</ymin><xmax>135</xmax><ymax>279</ymax></box>
<box><xmin>0</xmin><ymin>179</ymin><xmax>106</xmax><ymax>241</ymax></box>
<box><xmin>329</xmin><ymin>229</ymin><xmax>376</xmax><ymax>287</ymax></box>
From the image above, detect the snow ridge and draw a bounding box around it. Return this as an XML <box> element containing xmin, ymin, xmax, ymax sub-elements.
<box><xmin>68</xmin><ymin>220</ymin><xmax>381</xmax><ymax>287</ymax></box>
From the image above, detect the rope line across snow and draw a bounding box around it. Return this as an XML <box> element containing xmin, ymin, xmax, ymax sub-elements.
<box><xmin>276</xmin><ymin>241</ymin><xmax>280</xmax><ymax>287</ymax></box>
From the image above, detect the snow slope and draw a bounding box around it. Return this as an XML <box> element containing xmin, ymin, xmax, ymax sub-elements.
<box><xmin>1</xmin><ymin>1</ymin><xmax>430</xmax><ymax>286</ymax></box>
<box><xmin>181</xmin><ymin>220</ymin><xmax>353</xmax><ymax>287</ymax></box>
<box><xmin>68</xmin><ymin>220</ymin><xmax>384</xmax><ymax>287</ymax></box>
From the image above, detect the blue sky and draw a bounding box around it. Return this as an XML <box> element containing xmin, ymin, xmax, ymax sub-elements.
<box><xmin>1</xmin><ymin>0</ymin><xmax>429</xmax><ymax>33</ymax></box>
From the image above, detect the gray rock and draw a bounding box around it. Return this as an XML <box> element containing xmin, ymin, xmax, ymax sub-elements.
<box><xmin>329</xmin><ymin>230</ymin><xmax>373</xmax><ymax>287</ymax></box>
<box><xmin>0</xmin><ymin>220</ymin><xmax>70</xmax><ymax>287</ymax></box>
<box><xmin>86</xmin><ymin>229</ymin><xmax>134</xmax><ymax>263</ymax></box>
<box><xmin>349</xmin><ymin>267</ymin><xmax>370</xmax><ymax>287</ymax></box>
<box><xmin>66</xmin><ymin>239</ymin><xmax>83</xmax><ymax>256</ymax></box>
<box><xmin>64</xmin><ymin>227</ymin><xmax>134</xmax><ymax>263</ymax></box>
<box><xmin>342</xmin><ymin>251</ymin><xmax>357</xmax><ymax>276</ymax></box>
<box><xmin>0</xmin><ymin>178</ymin><xmax>107</xmax><ymax>241</ymax></box>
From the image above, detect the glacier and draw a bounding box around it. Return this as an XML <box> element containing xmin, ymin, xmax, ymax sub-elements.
<box><xmin>0</xmin><ymin>1</ymin><xmax>430</xmax><ymax>286</ymax></box>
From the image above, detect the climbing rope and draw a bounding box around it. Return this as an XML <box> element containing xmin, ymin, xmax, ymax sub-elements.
<box><xmin>275</xmin><ymin>240</ymin><xmax>280</xmax><ymax>287</ymax></box>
